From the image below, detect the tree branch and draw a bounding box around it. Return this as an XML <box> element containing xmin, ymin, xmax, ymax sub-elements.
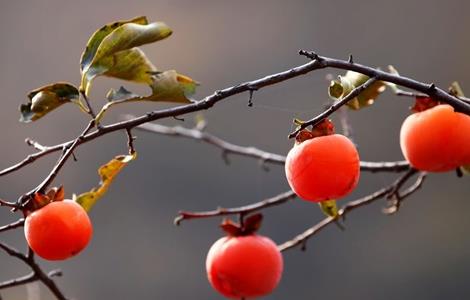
<box><xmin>298</xmin><ymin>50</ymin><xmax>470</xmax><ymax>114</ymax></box>
<box><xmin>134</xmin><ymin>120</ymin><xmax>410</xmax><ymax>173</ymax></box>
<box><xmin>289</xmin><ymin>77</ymin><xmax>378</xmax><ymax>138</ymax></box>
<box><xmin>18</xmin><ymin>120</ymin><xmax>96</xmax><ymax>206</ymax></box>
<box><xmin>3</xmin><ymin>50</ymin><xmax>458</xmax><ymax>179</ymax></box>
<box><xmin>278</xmin><ymin>169</ymin><xmax>426</xmax><ymax>252</ymax></box>
<box><xmin>0</xmin><ymin>243</ymin><xmax>67</xmax><ymax>299</ymax></box>
<box><xmin>0</xmin><ymin>219</ymin><xmax>24</xmax><ymax>233</ymax></box>
<box><xmin>174</xmin><ymin>190</ymin><xmax>297</xmax><ymax>225</ymax></box>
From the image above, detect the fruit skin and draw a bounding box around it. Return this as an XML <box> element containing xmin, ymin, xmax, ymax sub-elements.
<box><xmin>206</xmin><ymin>234</ymin><xmax>283</xmax><ymax>299</ymax></box>
<box><xmin>285</xmin><ymin>134</ymin><xmax>360</xmax><ymax>202</ymax></box>
<box><xmin>24</xmin><ymin>200</ymin><xmax>92</xmax><ymax>261</ymax></box>
<box><xmin>400</xmin><ymin>104</ymin><xmax>470</xmax><ymax>172</ymax></box>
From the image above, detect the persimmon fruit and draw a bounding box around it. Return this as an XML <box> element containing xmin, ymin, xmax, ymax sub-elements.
<box><xmin>24</xmin><ymin>200</ymin><xmax>92</xmax><ymax>261</ymax></box>
<box><xmin>400</xmin><ymin>103</ymin><xmax>470</xmax><ymax>172</ymax></box>
<box><xmin>285</xmin><ymin>131</ymin><xmax>360</xmax><ymax>202</ymax></box>
<box><xmin>206</xmin><ymin>234</ymin><xmax>283</xmax><ymax>299</ymax></box>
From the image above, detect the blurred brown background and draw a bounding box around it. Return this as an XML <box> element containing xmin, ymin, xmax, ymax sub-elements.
<box><xmin>1</xmin><ymin>0</ymin><xmax>470</xmax><ymax>299</ymax></box>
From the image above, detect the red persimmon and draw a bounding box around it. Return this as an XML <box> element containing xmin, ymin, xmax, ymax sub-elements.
<box><xmin>285</xmin><ymin>134</ymin><xmax>360</xmax><ymax>202</ymax></box>
<box><xmin>206</xmin><ymin>234</ymin><xmax>283</xmax><ymax>299</ymax></box>
<box><xmin>24</xmin><ymin>200</ymin><xmax>92</xmax><ymax>261</ymax></box>
<box><xmin>400</xmin><ymin>104</ymin><xmax>470</xmax><ymax>172</ymax></box>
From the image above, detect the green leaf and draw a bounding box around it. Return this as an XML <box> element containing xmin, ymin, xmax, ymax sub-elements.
<box><xmin>319</xmin><ymin>199</ymin><xmax>339</xmax><ymax>218</ymax></box>
<box><xmin>80</xmin><ymin>16</ymin><xmax>172</xmax><ymax>95</ymax></box>
<box><xmin>329</xmin><ymin>71</ymin><xmax>386</xmax><ymax>110</ymax></box>
<box><xmin>80</xmin><ymin>16</ymin><xmax>148</xmax><ymax>73</ymax></box>
<box><xmin>74</xmin><ymin>152</ymin><xmax>136</xmax><ymax>212</ymax></box>
<box><xmin>95</xmin><ymin>70</ymin><xmax>199</xmax><ymax>122</ymax></box>
<box><xmin>20</xmin><ymin>83</ymin><xmax>80</xmax><ymax>122</ymax></box>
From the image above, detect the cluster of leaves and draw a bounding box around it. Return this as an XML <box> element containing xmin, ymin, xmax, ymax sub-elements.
<box><xmin>20</xmin><ymin>16</ymin><xmax>198</xmax><ymax>124</ymax></box>
<box><xmin>19</xmin><ymin>16</ymin><xmax>200</xmax><ymax>211</ymax></box>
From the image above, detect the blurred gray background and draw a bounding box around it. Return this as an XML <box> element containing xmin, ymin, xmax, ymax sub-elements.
<box><xmin>1</xmin><ymin>0</ymin><xmax>470</xmax><ymax>299</ymax></box>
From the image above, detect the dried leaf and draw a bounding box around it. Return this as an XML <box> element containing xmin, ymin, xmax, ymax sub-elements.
<box><xmin>20</xmin><ymin>83</ymin><xmax>80</xmax><ymax>122</ymax></box>
<box><xmin>74</xmin><ymin>153</ymin><xmax>136</xmax><ymax>212</ymax></box>
<box><xmin>148</xmin><ymin>70</ymin><xmax>198</xmax><ymax>103</ymax></box>
<box><xmin>460</xmin><ymin>164</ymin><xmax>470</xmax><ymax>175</ymax></box>
<box><xmin>449</xmin><ymin>81</ymin><xmax>465</xmax><ymax>97</ymax></box>
<box><xmin>329</xmin><ymin>71</ymin><xmax>386</xmax><ymax>110</ymax></box>
<box><xmin>243</xmin><ymin>213</ymin><xmax>263</xmax><ymax>234</ymax></box>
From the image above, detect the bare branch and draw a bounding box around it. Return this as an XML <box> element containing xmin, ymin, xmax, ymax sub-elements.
<box><xmin>175</xmin><ymin>190</ymin><xmax>296</xmax><ymax>225</ymax></box>
<box><xmin>0</xmin><ymin>272</ymin><xmax>36</xmax><ymax>289</ymax></box>
<box><xmin>25</xmin><ymin>138</ymin><xmax>49</xmax><ymax>151</ymax></box>
<box><xmin>383</xmin><ymin>171</ymin><xmax>427</xmax><ymax>214</ymax></box>
<box><xmin>18</xmin><ymin>120</ymin><xmax>96</xmax><ymax>206</ymax></box>
<box><xmin>298</xmin><ymin>50</ymin><xmax>470</xmax><ymax>114</ymax></box>
<box><xmin>0</xmin><ymin>243</ymin><xmax>67</xmax><ymax>299</ymax></box>
<box><xmin>289</xmin><ymin>77</ymin><xmax>378</xmax><ymax>138</ymax></box>
<box><xmin>135</xmin><ymin>121</ymin><xmax>286</xmax><ymax>166</ymax></box>
<box><xmin>125</xmin><ymin>128</ymin><xmax>136</xmax><ymax>155</ymax></box>
<box><xmin>278</xmin><ymin>169</ymin><xmax>425</xmax><ymax>252</ymax></box>
<box><xmin>135</xmin><ymin>120</ymin><xmax>410</xmax><ymax>173</ymax></box>
<box><xmin>0</xmin><ymin>199</ymin><xmax>20</xmax><ymax>210</ymax></box>
<box><xmin>0</xmin><ymin>219</ymin><xmax>24</xmax><ymax>233</ymax></box>
<box><xmin>3</xmin><ymin>51</ymin><xmax>459</xmax><ymax>178</ymax></box>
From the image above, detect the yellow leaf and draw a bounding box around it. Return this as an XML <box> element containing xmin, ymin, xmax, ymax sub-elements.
<box><xmin>319</xmin><ymin>199</ymin><xmax>339</xmax><ymax>218</ymax></box>
<box><xmin>74</xmin><ymin>153</ymin><xmax>136</xmax><ymax>212</ymax></box>
<box><xmin>101</xmin><ymin>48</ymin><xmax>157</xmax><ymax>83</ymax></box>
<box><xmin>80</xmin><ymin>16</ymin><xmax>172</xmax><ymax>95</ymax></box>
<box><xmin>148</xmin><ymin>70</ymin><xmax>198</xmax><ymax>103</ymax></box>
<box><xmin>20</xmin><ymin>82</ymin><xmax>81</xmax><ymax>122</ymax></box>
<box><xmin>329</xmin><ymin>71</ymin><xmax>386</xmax><ymax>110</ymax></box>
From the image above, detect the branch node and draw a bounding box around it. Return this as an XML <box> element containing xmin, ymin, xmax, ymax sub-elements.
<box><xmin>173</xmin><ymin>116</ymin><xmax>185</xmax><ymax>122</ymax></box>
<box><xmin>221</xmin><ymin>150</ymin><xmax>231</xmax><ymax>165</ymax></box>
<box><xmin>298</xmin><ymin>50</ymin><xmax>318</xmax><ymax>60</ymax></box>
<box><xmin>348</xmin><ymin>54</ymin><xmax>354</xmax><ymax>63</ymax></box>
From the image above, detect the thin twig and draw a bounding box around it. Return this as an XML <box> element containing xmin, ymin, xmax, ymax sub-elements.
<box><xmin>80</xmin><ymin>91</ymin><xmax>99</xmax><ymax>122</ymax></box>
<box><xmin>125</xmin><ymin>128</ymin><xmax>136</xmax><ymax>155</ymax></box>
<box><xmin>298</xmin><ymin>50</ymin><xmax>470</xmax><ymax>114</ymax></box>
<box><xmin>135</xmin><ymin>121</ymin><xmax>286</xmax><ymax>166</ymax></box>
<box><xmin>0</xmin><ymin>272</ymin><xmax>36</xmax><ymax>289</ymax></box>
<box><xmin>278</xmin><ymin>169</ymin><xmax>425</xmax><ymax>252</ymax></box>
<box><xmin>0</xmin><ymin>219</ymin><xmax>24</xmax><ymax>233</ymax></box>
<box><xmin>0</xmin><ymin>243</ymin><xmax>67</xmax><ymax>299</ymax></box>
<box><xmin>174</xmin><ymin>190</ymin><xmax>296</xmax><ymax>225</ymax></box>
<box><xmin>19</xmin><ymin>120</ymin><xmax>95</xmax><ymax>206</ymax></box>
<box><xmin>25</xmin><ymin>138</ymin><xmax>49</xmax><ymax>151</ymax></box>
<box><xmin>0</xmin><ymin>199</ymin><xmax>20</xmax><ymax>209</ymax></box>
<box><xmin>289</xmin><ymin>77</ymin><xmax>377</xmax><ymax>138</ymax></box>
<box><xmin>134</xmin><ymin>120</ymin><xmax>410</xmax><ymax>173</ymax></box>
<box><xmin>383</xmin><ymin>171</ymin><xmax>427</xmax><ymax>214</ymax></box>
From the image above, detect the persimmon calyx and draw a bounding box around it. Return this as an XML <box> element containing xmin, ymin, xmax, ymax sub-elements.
<box><xmin>294</xmin><ymin>119</ymin><xmax>335</xmax><ymax>144</ymax></box>
<box><xmin>411</xmin><ymin>97</ymin><xmax>440</xmax><ymax>113</ymax></box>
<box><xmin>28</xmin><ymin>186</ymin><xmax>65</xmax><ymax>212</ymax></box>
<box><xmin>220</xmin><ymin>213</ymin><xmax>263</xmax><ymax>236</ymax></box>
